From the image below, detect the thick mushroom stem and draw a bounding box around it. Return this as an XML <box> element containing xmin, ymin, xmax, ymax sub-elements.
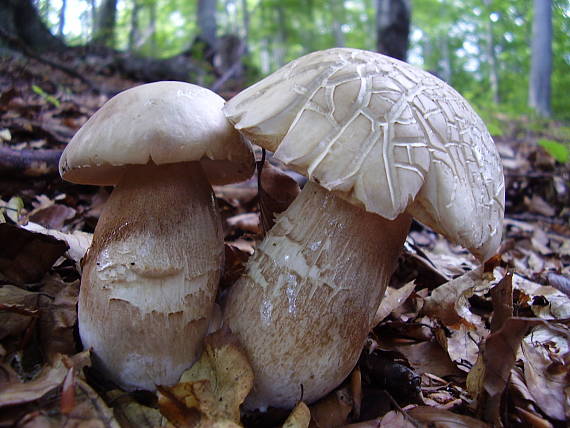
<box><xmin>79</xmin><ymin>162</ymin><xmax>223</xmax><ymax>391</ymax></box>
<box><xmin>223</xmin><ymin>181</ymin><xmax>411</xmax><ymax>409</ymax></box>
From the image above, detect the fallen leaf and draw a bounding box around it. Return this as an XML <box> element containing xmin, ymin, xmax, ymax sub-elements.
<box><xmin>0</xmin><ymin>353</ymin><xmax>68</xmax><ymax>407</ymax></box>
<box><xmin>23</xmin><ymin>221</ymin><xmax>92</xmax><ymax>270</ymax></box>
<box><xmin>466</xmin><ymin>318</ymin><xmax>547</xmax><ymax>424</ymax></box>
<box><xmin>226</xmin><ymin>213</ymin><xmax>260</xmax><ymax>234</ymax></box>
<box><xmin>0</xmin><ymin>284</ymin><xmax>39</xmax><ymax>340</ymax></box>
<box><xmin>407</xmin><ymin>406</ymin><xmax>489</xmax><ymax>427</ymax></box>
<box><xmin>490</xmin><ymin>270</ymin><xmax>513</xmax><ymax>332</ymax></box>
<box><xmin>522</xmin><ymin>325</ymin><xmax>569</xmax><ymax>421</ymax></box>
<box><xmin>373</xmin><ymin>281</ymin><xmax>416</xmax><ymax>326</ymax></box>
<box><xmin>107</xmin><ymin>390</ymin><xmax>164</xmax><ymax>428</ymax></box>
<box><xmin>158</xmin><ymin>327</ymin><xmax>254</xmax><ymax>427</ymax></box>
<box><xmin>512</xmin><ymin>274</ymin><xmax>570</xmax><ymax>319</ymax></box>
<box><xmin>38</xmin><ymin>279</ymin><xmax>79</xmax><ymax>360</ymax></box>
<box><xmin>258</xmin><ymin>160</ymin><xmax>300</xmax><ymax>232</ymax></box>
<box><xmin>309</xmin><ymin>387</ymin><xmax>352</xmax><ymax>428</ymax></box>
<box><xmin>395</xmin><ymin>341</ymin><xmax>462</xmax><ymax>378</ymax></box>
<box><xmin>0</xmin><ymin>223</ymin><xmax>69</xmax><ymax>283</ymax></box>
<box><xmin>283</xmin><ymin>401</ymin><xmax>311</xmax><ymax>428</ymax></box>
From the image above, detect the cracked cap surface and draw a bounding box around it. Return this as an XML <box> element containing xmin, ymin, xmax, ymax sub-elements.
<box><xmin>224</xmin><ymin>48</ymin><xmax>505</xmax><ymax>261</ymax></box>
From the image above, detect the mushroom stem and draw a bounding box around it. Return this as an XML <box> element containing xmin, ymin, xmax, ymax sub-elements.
<box><xmin>79</xmin><ymin>162</ymin><xmax>223</xmax><ymax>391</ymax></box>
<box><xmin>223</xmin><ymin>181</ymin><xmax>411</xmax><ymax>409</ymax></box>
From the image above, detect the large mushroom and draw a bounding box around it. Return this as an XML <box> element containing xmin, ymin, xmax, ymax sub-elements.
<box><xmin>59</xmin><ymin>81</ymin><xmax>254</xmax><ymax>391</ymax></box>
<box><xmin>222</xmin><ymin>48</ymin><xmax>505</xmax><ymax>409</ymax></box>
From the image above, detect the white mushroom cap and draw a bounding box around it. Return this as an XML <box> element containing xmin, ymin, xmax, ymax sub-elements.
<box><xmin>224</xmin><ymin>48</ymin><xmax>505</xmax><ymax>261</ymax></box>
<box><xmin>60</xmin><ymin>81</ymin><xmax>254</xmax><ymax>186</ymax></box>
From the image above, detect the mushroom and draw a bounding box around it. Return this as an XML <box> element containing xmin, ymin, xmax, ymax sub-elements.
<box><xmin>59</xmin><ymin>81</ymin><xmax>254</xmax><ymax>391</ymax></box>
<box><xmin>222</xmin><ymin>48</ymin><xmax>505</xmax><ymax>409</ymax></box>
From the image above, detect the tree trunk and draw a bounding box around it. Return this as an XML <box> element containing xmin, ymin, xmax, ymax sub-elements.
<box><xmin>128</xmin><ymin>0</ymin><xmax>141</xmax><ymax>52</ymax></box>
<box><xmin>484</xmin><ymin>0</ymin><xmax>500</xmax><ymax>104</ymax></box>
<box><xmin>332</xmin><ymin>0</ymin><xmax>345</xmax><ymax>47</ymax></box>
<box><xmin>529</xmin><ymin>0</ymin><xmax>552</xmax><ymax>117</ymax></box>
<box><xmin>198</xmin><ymin>0</ymin><xmax>218</xmax><ymax>52</ymax></box>
<box><xmin>57</xmin><ymin>0</ymin><xmax>66</xmax><ymax>38</ymax></box>
<box><xmin>375</xmin><ymin>0</ymin><xmax>411</xmax><ymax>61</ymax></box>
<box><xmin>0</xmin><ymin>0</ymin><xmax>65</xmax><ymax>52</ymax></box>
<box><xmin>241</xmin><ymin>0</ymin><xmax>250</xmax><ymax>48</ymax></box>
<box><xmin>93</xmin><ymin>0</ymin><xmax>118</xmax><ymax>47</ymax></box>
<box><xmin>275</xmin><ymin>5</ymin><xmax>287</xmax><ymax>67</ymax></box>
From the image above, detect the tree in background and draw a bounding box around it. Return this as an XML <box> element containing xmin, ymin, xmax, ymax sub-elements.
<box><xmin>375</xmin><ymin>0</ymin><xmax>411</xmax><ymax>61</ymax></box>
<box><xmin>93</xmin><ymin>0</ymin><xmax>118</xmax><ymax>46</ymax></box>
<box><xmin>529</xmin><ymin>0</ymin><xmax>553</xmax><ymax>117</ymax></box>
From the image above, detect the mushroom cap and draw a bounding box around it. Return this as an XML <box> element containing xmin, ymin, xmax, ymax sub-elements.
<box><xmin>224</xmin><ymin>48</ymin><xmax>505</xmax><ymax>261</ymax></box>
<box><xmin>60</xmin><ymin>81</ymin><xmax>254</xmax><ymax>186</ymax></box>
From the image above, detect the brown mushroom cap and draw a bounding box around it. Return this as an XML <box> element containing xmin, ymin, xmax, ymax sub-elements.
<box><xmin>224</xmin><ymin>48</ymin><xmax>504</xmax><ymax>261</ymax></box>
<box><xmin>60</xmin><ymin>81</ymin><xmax>254</xmax><ymax>186</ymax></box>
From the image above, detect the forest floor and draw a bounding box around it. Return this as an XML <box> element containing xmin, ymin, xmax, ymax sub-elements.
<box><xmin>0</xmin><ymin>53</ymin><xmax>569</xmax><ymax>428</ymax></box>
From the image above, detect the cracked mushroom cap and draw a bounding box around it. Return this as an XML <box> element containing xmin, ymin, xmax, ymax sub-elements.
<box><xmin>60</xmin><ymin>81</ymin><xmax>254</xmax><ymax>186</ymax></box>
<box><xmin>224</xmin><ymin>48</ymin><xmax>505</xmax><ymax>261</ymax></box>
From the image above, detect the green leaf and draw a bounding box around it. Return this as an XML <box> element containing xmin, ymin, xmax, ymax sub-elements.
<box><xmin>538</xmin><ymin>139</ymin><xmax>570</xmax><ymax>163</ymax></box>
<box><xmin>31</xmin><ymin>84</ymin><xmax>61</xmax><ymax>108</ymax></box>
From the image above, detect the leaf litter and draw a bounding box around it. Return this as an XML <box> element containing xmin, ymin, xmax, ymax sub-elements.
<box><xmin>0</xmin><ymin>55</ymin><xmax>569</xmax><ymax>427</ymax></box>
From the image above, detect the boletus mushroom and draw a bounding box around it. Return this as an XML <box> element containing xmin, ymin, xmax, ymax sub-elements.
<box><xmin>59</xmin><ymin>81</ymin><xmax>254</xmax><ymax>391</ymax></box>
<box><xmin>222</xmin><ymin>48</ymin><xmax>505</xmax><ymax>409</ymax></box>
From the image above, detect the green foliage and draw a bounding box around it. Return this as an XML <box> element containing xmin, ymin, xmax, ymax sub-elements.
<box><xmin>31</xmin><ymin>85</ymin><xmax>60</xmax><ymax>107</ymax></box>
<box><xmin>538</xmin><ymin>138</ymin><xmax>570</xmax><ymax>163</ymax></box>
<box><xmin>34</xmin><ymin>0</ymin><xmax>570</xmax><ymax>121</ymax></box>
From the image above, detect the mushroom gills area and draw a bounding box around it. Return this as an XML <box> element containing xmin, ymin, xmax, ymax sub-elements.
<box><xmin>79</xmin><ymin>162</ymin><xmax>223</xmax><ymax>391</ymax></box>
<box><xmin>223</xmin><ymin>181</ymin><xmax>411</xmax><ymax>409</ymax></box>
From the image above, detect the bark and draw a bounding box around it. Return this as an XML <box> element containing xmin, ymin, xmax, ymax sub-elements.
<box><xmin>57</xmin><ymin>0</ymin><xmax>66</xmax><ymax>38</ymax></box>
<box><xmin>241</xmin><ymin>0</ymin><xmax>250</xmax><ymax>48</ymax></box>
<box><xmin>275</xmin><ymin>5</ymin><xmax>287</xmax><ymax>67</ymax></box>
<box><xmin>93</xmin><ymin>0</ymin><xmax>118</xmax><ymax>47</ymax></box>
<box><xmin>198</xmin><ymin>0</ymin><xmax>218</xmax><ymax>52</ymax></box>
<box><xmin>529</xmin><ymin>0</ymin><xmax>552</xmax><ymax>117</ymax></box>
<box><xmin>484</xmin><ymin>0</ymin><xmax>500</xmax><ymax>104</ymax></box>
<box><xmin>128</xmin><ymin>0</ymin><xmax>141</xmax><ymax>51</ymax></box>
<box><xmin>0</xmin><ymin>0</ymin><xmax>65</xmax><ymax>52</ymax></box>
<box><xmin>331</xmin><ymin>0</ymin><xmax>346</xmax><ymax>47</ymax></box>
<box><xmin>375</xmin><ymin>0</ymin><xmax>411</xmax><ymax>61</ymax></box>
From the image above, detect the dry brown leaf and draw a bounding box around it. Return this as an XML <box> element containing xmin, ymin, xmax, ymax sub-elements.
<box><xmin>158</xmin><ymin>327</ymin><xmax>253</xmax><ymax>427</ymax></box>
<box><xmin>0</xmin><ymin>354</ymin><xmax>68</xmax><ymax>407</ymax></box>
<box><xmin>283</xmin><ymin>401</ymin><xmax>311</xmax><ymax>428</ymax></box>
<box><xmin>396</xmin><ymin>341</ymin><xmax>462</xmax><ymax>378</ymax></box>
<box><xmin>107</xmin><ymin>390</ymin><xmax>164</xmax><ymax>428</ymax></box>
<box><xmin>23</xmin><ymin>221</ymin><xmax>93</xmax><ymax>270</ymax></box>
<box><xmin>407</xmin><ymin>406</ymin><xmax>489</xmax><ymax>427</ymax></box>
<box><xmin>513</xmin><ymin>274</ymin><xmax>570</xmax><ymax>319</ymax></box>
<box><xmin>373</xmin><ymin>281</ymin><xmax>416</xmax><ymax>326</ymax></box>
<box><xmin>28</xmin><ymin>203</ymin><xmax>77</xmax><ymax>229</ymax></box>
<box><xmin>226</xmin><ymin>213</ymin><xmax>260</xmax><ymax>234</ymax></box>
<box><xmin>38</xmin><ymin>279</ymin><xmax>79</xmax><ymax>360</ymax></box>
<box><xmin>423</xmin><ymin>267</ymin><xmax>491</xmax><ymax>328</ymax></box>
<box><xmin>0</xmin><ymin>223</ymin><xmax>69</xmax><ymax>283</ymax></box>
<box><xmin>309</xmin><ymin>387</ymin><xmax>353</xmax><ymax>428</ymax></box>
<box><xmin>522</xmin><ymin>325</ymin><xmax>569</xmax><ymax>421</ymax></box>
<box><xmin>258</xmin><ymin>160</ymin><xmax>300</xmax><ymax>232</ymax></box>
<box><xmin>466</xmin><ymin>318</ymin><xmax>547</xmax><ymax>425</ymax></box>
<box><xmin>490</xmin><ymin>270</ymin><xmax>513</xmax><ymax>332</ymax></box>
<box><xmin>0</xmin><ymin>284</ymin><xmax>39</xmax><ymax>340</ymax></box>
<box><xmin>437</xmin><ymin>323</ymin><xmax>481</xmax><ymax>371</ymax></box>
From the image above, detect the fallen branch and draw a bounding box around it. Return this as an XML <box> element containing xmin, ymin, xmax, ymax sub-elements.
<box><xmin>0</xmin><ymin>146</ymin><xmax>62</xmax><ymax>177</ymax></box>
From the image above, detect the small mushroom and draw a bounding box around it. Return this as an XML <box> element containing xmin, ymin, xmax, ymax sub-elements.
<box><xmin>222</xmin><ymin>48</ymin><xmax>505</xmax><ymax>409</ymax></box>
<box><xmin>60</xmin><ymin>81</ymin><xmax>254</xmax><ymax>391</ymax></box>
